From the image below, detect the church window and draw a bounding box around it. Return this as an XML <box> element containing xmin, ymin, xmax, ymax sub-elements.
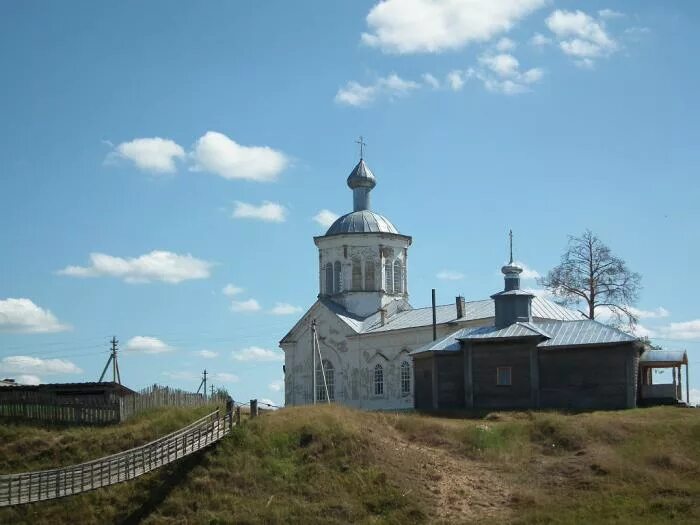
<box><xmin>316</xmin><ymin>359</ymin><xmax>335</xmax><ymax>402</ymax></box>
<box><xmin>324</xmin><ymin>263</ymin><xmax>333</xmax><ymax>295</ymax></box>
<box><xmin>374</xmin><ymin>364</ymin><xmax>384</xmax><ymax>396</ymax></box>
<box><xmin>352</xmin><ymin>257</ymin><xmax>362</xmax><ymax>290</ymax></box>
<box><xmin>365</xmin><ymin>259</ymin><xmax>375</xmax><ymax>290</ymax></box>
<box><xmin>400</xmin><ymin>361</ymin><xmax>411</xmax><ymax>395</ymax></box>
<box><xmin>496</xmin><ymin>367</ymin><xmax>512</xmax><ymax>386</ymax></box>
<box><xmin>334</xmin><ymin>261</ymin><xmax>342</xmax><ymax>294</ymax></box>
<box><xmin>393</xmin><ymin>260</ymin><xmax>403</xmax><ymax>294</ymax></box>
<box><xmin>384</xmin><ymin>261</ymin><xmax>393</xmax><ymax>293</ymax></box>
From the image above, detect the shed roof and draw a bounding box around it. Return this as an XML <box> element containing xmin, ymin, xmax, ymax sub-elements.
<box><xmin>640</xmin><ymin>349</ymin><xmax>688</xmax><ymax>365</ymax></box>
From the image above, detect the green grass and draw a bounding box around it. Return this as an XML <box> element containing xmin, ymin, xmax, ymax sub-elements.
<box><xmin>0</xmin><ymin>405</ymin><xmax>699</xmax><ymax>524</ymax></box>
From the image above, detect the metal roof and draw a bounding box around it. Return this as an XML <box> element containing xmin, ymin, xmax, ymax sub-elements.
<box><xmin>535</xmin><ymin>320</ymin><xmax>636</xmax><ymax>347</ymax></box>
<box><xmin>640</xmin><ymin>349</ymin><xmax>688</xmax><ymax>365</ymax></box>
<box><xmin>325</xmin><ymin>210</ymin><xmax>400</xmax><ymax>236</ymax></box>
<box><xmin>326</xmin><ymin>296</ymin><xmax>583</xmax><ymax>335</ymax></box>
<box><xmin>458</xmin><ymin>322</ymin><xmax>551</xmax><ymax>341</ymax></box>
<box><xmin>347</xmin><ymin>159</ymin><xmax>376</xmax><ymax>189</ymax></box>
<box><xmin>412</xmin><ymin>319</ymin><xmax>637</xmax><ymax>355</ymax></box>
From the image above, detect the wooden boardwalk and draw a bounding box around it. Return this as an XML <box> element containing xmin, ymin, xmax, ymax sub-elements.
<box><xmin>0</xmin><ymin>409</ymin><xmax>232</xmax><ymax>507</ymax></box>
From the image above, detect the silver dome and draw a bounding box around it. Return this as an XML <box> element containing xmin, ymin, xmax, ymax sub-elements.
<box><xmin>325</xmin><ymin>210</ymin><xmax>399</xmax><ymax>236</ymax></box>
<box><xmin>346</xmin><ymin>159</ymin><xmax>376</xmax><ymax>189</ymax></box>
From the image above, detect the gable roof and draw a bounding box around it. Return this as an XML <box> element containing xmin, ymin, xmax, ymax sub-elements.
<box><xmin>412</xmin><ymin>319</ymin><xmax>637</xmax><ymax>356</ymax></box>
<box><xmin>336</xmin><ymin>296</ymin><xmax>583</xmax><ymax>335</ymax></box>
<box><xmin>281</xmin><ymin>295</ymin><xmax>584</xmax><ymax>345</ymax></box>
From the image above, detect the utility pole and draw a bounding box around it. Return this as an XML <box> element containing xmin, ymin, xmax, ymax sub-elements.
<box><xmin>99</xmin><ymin>336</ymin><xmax>122</xmax><ymax>384</ymax></box>
<box><xmin>210</xmin><ymin>384</ymin><xmax>215</xmax><ymax>399</ymax></box>
<box><xmin>197</xmin><ymin>369</ymin><xmax>208</xmax><ymax>399</ymax></box>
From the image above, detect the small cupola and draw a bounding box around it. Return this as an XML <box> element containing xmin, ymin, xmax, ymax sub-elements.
<box><xmin>347</xmin><ymin>159</ymin><xmax>376</xmax><ymax>212</ymax></box>
<box><xmin>491</xmin><ymin>231</ymin><xmax>534</xmax><ymax>328</ymax></box>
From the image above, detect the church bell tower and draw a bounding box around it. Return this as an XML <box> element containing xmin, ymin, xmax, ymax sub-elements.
<box><xmin>313</xmin><ymin>142</ymin><xmax>412</xmax><ymax>318</ymax></box>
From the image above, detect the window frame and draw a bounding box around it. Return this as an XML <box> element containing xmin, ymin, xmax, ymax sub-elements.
<box><xmin>373</xmin><ymin>363</ymin><xmax>384</xmax><ymax>396</ymax></box>
<box><xmin>400</xmin><ymin>360</ymin><xmax>411</xmax><ymax>396</ymax></box>
<box><xmin>496</xmin><ymin>366</ymin><xmax>512</xmax><ymax>386</ymax></box>
<box><xmin>333</xmin><ymin>261</ymin><xmax>342</xmax><ymax>294</ymax></box>
<box><xmin>384</xmin><ymin>260</ymin><xmax>393</xmax><ymax>294</ymax></box>
<box><xmin>324</xmin><ymin>263</ymin><xmax>333</xmax><ymax>296</ymax></box>
<box><xmin>316</xmin><ymin>359</ymin><xmax>335</xmax><ymax>402</ymax></box>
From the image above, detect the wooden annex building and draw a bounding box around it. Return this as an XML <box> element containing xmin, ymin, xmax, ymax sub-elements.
<box><xmin>412</xmin><ymin>258</ymin><xmax>690</xmax><ymax>411</ymax></box>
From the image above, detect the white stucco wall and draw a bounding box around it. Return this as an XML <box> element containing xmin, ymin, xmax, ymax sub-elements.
<box><xmin>281</xmin><ymin>302</ymin><xmax>488</xmax><ymax>410</ymax></box>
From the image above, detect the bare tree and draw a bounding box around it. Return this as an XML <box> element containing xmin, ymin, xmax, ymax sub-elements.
<box><xmin>539</xmin><ymin>230</ymin><xmax>642</xmax><ymax>326</ymax></box>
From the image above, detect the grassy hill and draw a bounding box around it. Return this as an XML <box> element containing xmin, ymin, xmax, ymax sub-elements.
<box><xmin>1</xmin><ymin>405</ymin><xmax>699</xmax><ymax>524</ymax></box>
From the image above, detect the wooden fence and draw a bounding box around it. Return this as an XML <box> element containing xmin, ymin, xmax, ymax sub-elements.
<box><xmin>0</xmin><ymin>390</ymin><xmax>120</xmax><ymax>425</ymax></box>
<box><xmin>0</xmin><ymin>385</ymin><xmax>229</xmax><ymax>426</ymax></box>
<box><xmin>119</xmin><ymin>385</ymin><xmax>229</xmax><ymax>422</ymax></box>
<box><xmin>0</xmin><ymin>409</ymin><xmax>232</xmax><ymax>507</ymax></box>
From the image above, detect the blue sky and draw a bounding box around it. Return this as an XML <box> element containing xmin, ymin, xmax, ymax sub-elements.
<box><xmin>1</xmin><ymin>1</ymin><xmax>699</xmax><ymax>406</ymax></box>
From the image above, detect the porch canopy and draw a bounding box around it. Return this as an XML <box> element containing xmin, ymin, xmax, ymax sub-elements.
<box><xmin>639</xmin><ymin>349</ymin><xmax>689</xmax><ymax>404</ymax></box>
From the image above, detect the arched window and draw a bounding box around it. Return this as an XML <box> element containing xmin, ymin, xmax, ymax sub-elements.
<box><xmin>393</xmin><ymin>260</ymin><xmax>403</xmax><ymax>294</ymax></box>
<box><xmin>400</xmin><ymin>361</ymin><xmax>411</xmax><ymax>395</ymax></box>
<box><xmin>384</xmin><ymin>261</ymin><xmax>393</xmax><ymax>293</ymax></box>
<box><xmin>365</xmin><ymin>259</ymin><xmax>375</xmax><ymax>290</ymax></box>
<box><xmin>324</xmin><ymin>263</ymin><xmax>333</xmax><ymax>295</ymax></box>
<box><xmin>352</xmin><ymin>257</ymin><xmax>362</xmax><ymax>290</ymax></box>
<box><xmin>374</xmin><ymin>364</ymin><xmax>384</xmax><ymax>396</ymax></box>
<box><xmin>334</xmin><ymin>261</ymin><xmax>342</xmax><ymax>294</ymax></box>
<box><xmin>316</xmin><ymin>359</ymin><xmax>334</xmax><ymax>402</ymax></box>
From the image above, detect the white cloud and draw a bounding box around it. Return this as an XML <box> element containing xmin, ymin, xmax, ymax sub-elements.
<box><xmin>195</xmin><ymin>350</ymin><xmax>219</xmax><ymax>359</ymax></box>
<box><xmin>0</xmin><ymin>298</ymin><xmax>70</xmax><ymax>333</ymax></box>
<box><xmin>260</xmin><ymin>398</ymin><xmax>280</xmax><ymax>409</ymax></box>
<box><xmin>480</xmin><ymin>53</ymin><xmax>520</xmax><ymax>77</ymax></box>
<box><xmin>546</xmin><ymin>10</ymin><xmax>618</xmax><ymax>67</ymax></box>
<box><xmin>268</xmin><ymin>379</ymin><xmax>284</xmax><ymax>392</ymax></box>
<box><xmin>313</xmin><ymin>209</ymin><xmax>340</xmax><ymax>228</ymax></box>
<box><xmin>334</xmin><ymin>81</ymin><xmax>377</xmax><ymax>107</ymax></box>
<box><xmin>598</xmin><ymin>9</ymin><xmax>624</xmax><ymax>20</ymax></box>
<box><xmin>190</xmin><ymin>131</ymin><xmax>289</xmax><ymax>182</ymax></box>
<box><xmin>513</xmin><ymin>261</ymin><xmax>540</xmax><ymax>280</ymax></box>
<box><xmin>108</xmin><ymin>137</ymin><xmax>185</xmax><ymax>174</ymax></box>
<box><xmin>530</xmin><ymin>32</ymin><xmax>552</xmax><ymax>47</ymax></box>
<box><xmin>125</xmin><ymin>336</ymin><xmax>173</xmax><ymax>354</ymax></box>
<box><xmin>629</xmin><ymin>306</ymin><xmax>670</xmax><ymax>320</ymax></box>
<box><xmin>232</xmin><ymin>201</ymin><xmax>287</xmax><ymax>222</ymax></box>
<box><xmin>213</xmin><ymin>372</ymin><xmax>239</xmax><ymax>383</ymax></box>
<box><xmin>437</xmin><ymin>270</ymin><xmax>464</xmax><ymax>281</ymax></box>
<box><xmin>335</xmin><ymin>74</ymin><xmax>420</xmax><ymax>107</ymax></box>
<box><xmin>231</xmin><ymin>299</ymin><xmax>262</xmax><ymax>313</ymax></box>
<box><xmin>476</xmin><ymin>53</ymin><xmax>543</xmax><ymax>95</ymax></box>
<box><xmin>658</xmin><ymin>320</ymin><xmax>700</xmax><ymax>341</ymax></box>
<box><xmin>17</xmin><ymin>374</ymin><xmax>41</xmax><ymax>385</ymax></box>
<box><xmin>422</xmin><ymin>73</ymin><xmax>440</xmax><ymax>89</ymax></box>
<box><xmin>232</xmin><ymin>346</ymin><xmax>284</xmax><ymax>362</ymax></box>
<box><xmin>496</xmin><ymin>37</ymin><xmax>516</xmax><ymax>52</ymax></box>
<box><xmin>222</xmin><ymin>283</ymin><xmax>244</xmax><ymax>297</ymax></box>
<box><xmin>58</xmin><ymin>250</ymin><xmax>212</xmax><ymax>284</ymax></box>
<box><xmin>269</xmin><ymin>303</ymin><xmax>303</xmax><ymax>316</ymax></box>
<box><xmin>0</xmin><ymin>356</ymin><xmax>82</xmax><ymax>375</ymax></box>
<box><xmin>362</xmin><ymin>0</ymin><xmax>545</xmax><ymax>54</ymax></box>
<box><xmin>446</xmin><ymin>70</ymin><xmax>466</xmax><ymax>91</ymax></box>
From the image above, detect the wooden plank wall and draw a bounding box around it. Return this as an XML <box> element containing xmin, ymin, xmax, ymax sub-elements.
<box><xmin>0</xmin><ymin>386</ymin><xmax>229</xmax><ymax>426</ymax></box>
<box><xmin>0</xmin><ymin>409</ymin><xmax>233</xmax><ymax>507</ymax></box>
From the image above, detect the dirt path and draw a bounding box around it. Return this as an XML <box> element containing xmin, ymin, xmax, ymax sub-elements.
<box><xmin>373</xmin><ymin>427</ymin><xmax>513</xmax><ymax>523</ymax></box>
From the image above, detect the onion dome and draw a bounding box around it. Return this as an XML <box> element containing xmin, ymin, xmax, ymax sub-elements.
<box><xmin>346</xmin><ymin>159</ymin><xmax>376</xmax><ymax>190</ymax></box>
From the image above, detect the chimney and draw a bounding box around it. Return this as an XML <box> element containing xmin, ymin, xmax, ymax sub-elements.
<box><xmin>431</xmin><ymin>289</ymin><xmax>437</xmax><ymax>341</ymax></box>
<box><xmin>380</xmin><ymin>308</ymin><xmax>387</xmax><ymax>326</ymax></box>
<box><xmin>455</xmin><ymin>296</ymin><xmax>465</xmax><ymax>319</ymax></box>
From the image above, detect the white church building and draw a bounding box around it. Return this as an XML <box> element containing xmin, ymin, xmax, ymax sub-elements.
<box><xmin>279</xmin><ymin>156</ymin><xmax>581</xmax><ymax>410</ymax></box>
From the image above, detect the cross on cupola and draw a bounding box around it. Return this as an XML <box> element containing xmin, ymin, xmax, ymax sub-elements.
<box><xmin>355</xmin><ymin>135</ymin><xmax>366</xmax><ymax>159</ymax></box>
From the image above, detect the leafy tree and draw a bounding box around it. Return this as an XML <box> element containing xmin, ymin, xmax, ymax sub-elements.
<box><xmin>539</xmin><ymin>230</ymin><xmax>642</xmax><ymax>326</ymax></box>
